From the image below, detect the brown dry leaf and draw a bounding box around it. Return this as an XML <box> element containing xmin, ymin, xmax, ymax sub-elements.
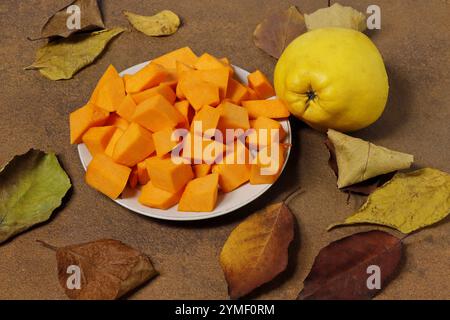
<box><xmin>220</xmin><ymin>202</ymin><xmax>295</xmax><ymax>299</ymax></box>
<box><xmin>298</xmin><ymin>231</ymin><xmax>402</xmax><ymax>300</ymax></box>
<box><xmin>123</xmin><ymin>10</ymin><xmax>180</xmax><ymax>37</ymax></box>
<box><xmin>305</xmin><ymin>3</ymin><xmax>367</xmax><ymax>32</ymax></box>
<box><xmin>327</xmin><ymin>129</ymin><xmax>414</xmax><ymax>190</ymax></box>
<box><xmin>36</xmin><ymin>0</ymin><xmax>104</xmax><ymax>39</ymax></box>
<box><xmin>253</xmin><ymin>6</ymin><xmax>307</xmax><ymax>59</ymax></box>
<box><xmin>38</xmin><ymin>239</ymin><xmax>157</xmax><ymax>300</ymax></box>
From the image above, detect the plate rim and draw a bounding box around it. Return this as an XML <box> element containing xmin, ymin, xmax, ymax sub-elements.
<box><xmin>78</xmin><ymin>61</ymin><xmax>291</xmax><ymax>221</ymax></box>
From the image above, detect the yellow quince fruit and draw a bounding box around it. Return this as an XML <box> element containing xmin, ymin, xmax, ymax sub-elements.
<box><xmin>274</xmin><ymin>28</ymin><xmax>388</xmax><ymax>132</ymax></box>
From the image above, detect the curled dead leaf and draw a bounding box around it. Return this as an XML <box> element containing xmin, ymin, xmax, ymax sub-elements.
<box><xmin>253</xmin><ymin>6</ymin><xmax>307</xmax><ymax>59</ymax></box>
<box><xmin>329</xmin><ymin>168</ymin><xmax>450</xmax><ymax>234</ymax></box>
<box><xmin>220</xmin><ymin>202</ymin><xmax>295</xmax><ymax>299</ymax></box>
<box><xmin>305</xmin><ymin>3</ymin><xmax>367</xmax><ymax>32</ymax></box>
<box><xmin>298</xmin><ymin>231</ymin><xmax>402</xmax><ymax>300</ymax></box>
<box><xmin>124</xmin><ymin>10</ymin><xmax>180</xmax><ymax>37</ymax></box>
<box><xmin>38</xmin><ymin>239</ymin><xmax>157</xmax><ymax>300</ymax></box>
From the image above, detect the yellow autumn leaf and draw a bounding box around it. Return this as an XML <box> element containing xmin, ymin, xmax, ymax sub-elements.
<box><xmin>328</xmin><ymin>168</ymin><xmax>450</xmax><ymax>234</ymax></box>
<box><xmin>328</xmin><ymin>129</ymin><xmax>414</xmax><ymax>188</ymax></box>
<box><xmin>305</xmin><ymin>3</ymin><xmax>366</xmax><ymax>32</ymax></box>
<box><xmin>123</xmin><ymin>10</ymin><xmax>180</xmax><ymax>37</ymax></box>
<box><xmin>25</xmin><ymin>28</ymin><xmax>125</xmax><ymax>80</ymax></box>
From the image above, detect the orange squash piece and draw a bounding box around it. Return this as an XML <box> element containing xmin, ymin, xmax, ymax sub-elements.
<box><xmin>178</xmin><ymin>173</ymin><xmax>219</xmax><ymax>212</ymax></box>
<box><xmin>152</xmin><ymin>47</ymin><xmax>198</xmax><ymax>69</ymax></box>
<box><xmin>174</xmin><ymin>100</ymin><xmax>193</xmax><ymax>128</ymax></box>
<box><xmin>181</xmin><ymin>133</ymin><xmax>225</xmax><ymax>164</ymax></box>
<box><xmin>247</xmin><ymin>70</ymin><xmax>275</xmax><ymax>99</ymax></box>
<box><xmin>190</xmin><ymin>105</ymin><xmax>221</xmax><ymax>135</ymax></box>
<box><xmin>95</xmin><ymin>69</ymin><xmax>125</xmax><ymax>112</ymax></box>
<box><xmin>244</xmin><ymin>86</ymin><xmax>260</xmax><ymax>100</ymax></box>
<box><xmin>250</xmin><ymin>145</ymin><xmax>286</xmax><ymax>185</ymax></box>
<box><xmin>248</xmin><ymin>116</ymin><xmax>287</xmax><ymax>149</ymax></box>
<box><xmin>176</xmin><ymin>60</ymin><xmax>195</xmax><ymax>77</ymax></box>
<box><xmin>194</xmin><ymin>53</ymin><xmax>225</xmax><ymax>70</ymax></box>
<box><xmin>112</xmin><ymin>122</ymin><xmax>155</xmax><ymax>167</ymax></box>
<box><xmin>226</xmin><ymin>78</ymin><xmax>249</xmax><ymax>104</ymax></box>
<box><xmin>89</xmin><ymin>65</ymin><xmax>120</xmax><ymax>105</ymax></box>
<box><xmin>82</xmin><ymin>126</ymin><xmax>116</xmax><ymax>156</ymax></box>
<box><xmin>132</xmin><ymin>94</ymin><xmax>183</xmax><ymax>132</ymax></box>
<box><xmin>85</xmin><ymin>153</ymin><xmax>131</xmax><ymax>199</ymax></box>
<box><xmin>242</xmin><ymin>99</ymin><xmax>290</xmax><ymax>119</ymax></box>
<box><xmin>125</xmin><ymin>63</ymin><xmax>168</xmax><ymax>94</ymax></box>
<box><xmin>69</xmin><ymin>103</ymin><xmax>109</xmax><ymax>144</ymax></box>
<box><xmin>212</xmin><ymin>163</ymin><xmax>250</xmax><ymax>193</ymax></box>
<box><xmin>193</xmin><ymin>164</ymin><xmax>212</xmax><ymax>178</ymax></box>
<box><xmin>160</xmin><ymin>69</ymin><xmax>178</xmax><ymax>88</ymax></box>
<box><xmin>105</xmin><ymin>113</ymin><xmax>129</xmax><ymax>131</ymax></box>
<box><xmin>116</xmin><ymin>94</ymin><xmax>137</xmax><ymax>122</ymax></box>
<box><xmin>196</xmin><ymin>68</ymin><xmax>229</xmax><ymax>99</ymax></box>
<box><xmin>137</xmin><ymin>160</ymin><xmax>150</xmax><ymax>185</ymax></box>
<box><xmin>131</xmin><ymin>83</ymin><xmax>176</xmax><ymax>105</ymax></box>
<box><xmin>146</xmin><ymin>157</ymin><xmax>194</xmax><ymax>193</ymax></box>
<box><xmin>128</xmin><ymin>167</ymin><xmax>139</xmax><ymax>189</ymax></box>
<box><xmin>104</xmin><ymin>128</ymin><xmax>124</xmax><ymax>157</ymax></box>
<box><xmin>179</xmin><ymin>77</ymin><xmax>220</xmax><ymax>111</ymax></box>
<box><xmin>152</xmin><ymin>128</ymin><xmax>179</xmax><ymax>157</ymax></box>
<box><xmin>139</xmin><ymin>181</ymin><xmax>183</xmax><ymax>209</ymax></box>
<box><xmin>217</xmin><ymin>101</ymin><xmax>250</xmax><ymax>132</ymax></box>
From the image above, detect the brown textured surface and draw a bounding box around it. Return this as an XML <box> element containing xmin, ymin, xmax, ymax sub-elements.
<box><xmin>0</xmin><ymin>0</ymin><xmax>449</xmax><ymax>300</ymax></box>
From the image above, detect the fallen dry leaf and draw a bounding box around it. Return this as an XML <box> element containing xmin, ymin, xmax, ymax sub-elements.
<box><xmin>253</xmin><ymin>6</ymin><xmax>307</xmax><ymax>59</ymax></box>
<box><xmin>25</xmin><ymin>28</ymin><xmax>125</xmax><ymax>80</ymax></box>
<box><xmin>36</xmin><ymin>0</ymin><xmax>104</xmax><ymax>39</ymax></box>
<box><xmin>220</xmin><ymin>202</ymin><xmax>295</xmax><ymax>299</ymax></box>
<box><xmin>327</xmin><ymin>129</ymin><xmax>413</xmax><ymax>189</ymax></box>
<box><xmin>305</xmin><ymin>3</ymin><xmax>367</xmax><ymax>32</ymax></box>
<box><xmin>124</xmin><ymin>10</ymin><xmax>180</xmax><ymax>37</ymax></box>
<box><xmin>38</xmin><ymin>239</ymin><xmax>157</xmax><ymax>300</ymax></box>
<box><xmin>329</xmin><ymin>168</ymin><xmax>450</xmax><ymax>234</ymax></box>
<box><xmin>0</xmin><ymin>149</ymin><xmax>71</xmax><ymax>244</ymax></box>
<box><xmin>298</xmin><ymin>231</ymin><xmax>402</xmax><ymax>300</ymax></box>
<box><xmin>325</xmin><ymin>138</ymin><xmax>395</xmax><ymax>195</ymax></box>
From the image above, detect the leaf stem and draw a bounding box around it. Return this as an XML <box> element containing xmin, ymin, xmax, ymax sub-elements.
<box><xmin>36</xmin><ymin>239</ymin><xmax>58</xmax><ymax>251</ymax></box>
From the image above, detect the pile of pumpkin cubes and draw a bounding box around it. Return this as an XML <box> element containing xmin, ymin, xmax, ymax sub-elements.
<box><xmin>69</xmin><ymin>47</ymin><xmax>290</xmax><ymax>212</ymax></box>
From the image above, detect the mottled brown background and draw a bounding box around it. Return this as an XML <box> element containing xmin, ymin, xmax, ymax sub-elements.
<box><xmin>0</xmin><ymin>0</ymin><xmax>449</xmax><ymax>300</ymax></box>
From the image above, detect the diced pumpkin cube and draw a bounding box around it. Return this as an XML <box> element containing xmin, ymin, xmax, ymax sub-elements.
<box><xmin>242</xmin><ymin>99</ymin><xmax>290</xmax><ymax>119</ymax></box>
<box><xmin>190</xmin><ymin>105</ymin><xmax>221</xmax><ymax>135</ymax></box>
<box><xmin>69</xmin><ymin>103</ymin><xmax>109</xmax><ymax>144</ymax></box>
<box><xmin>139</xmin><ymin>181</ymin><xmax>183</xmax><ymax>209</ymax></box>
<box><xmin>181</xmin><ymin>133</ymin><xmax>225</xmax><ymax>164</ymax></box>
<box><xmin>174</xmin><ymin>100</ymin><xmax>193</xmax><ymax>128</ymax></box>
<box><xmin>131</xmin><ymin>84</ymin><xmax>176</xmax><ymax>105</ymax></box>
<box><xmin>116</xmin><ymin>95</ymin><xmax>137</xmax><ymax>122</ymax></box>
<box><xmin>125</xmin><ymin>63</ymin><xmax>168</xmax><ymax>93</ymax></box>
<box><xmin>194</xmin><ymin>53</ymin><xmax>226</xmax><ymax>70</ymax></box>
<box><xmin>85</xmin><ymin>153</ymin><xmax>131</xmax><ymax>199</ymax></box>
<box><xmin>244</xmin><ymin>87</ymin><xmax>260</xmax><ymax>100</ymax></box>
<box><xmin>153</xmin><ymin>128</ymin><xmax>179</xmax><ymax>157</ymax></box>
<box><xmin>220</xmin><ymin>141</ymin><xmax>253</xmax><ymax>165</ymax></box>
<box><xmin>196</xmin><ymin>67</ymin><xmax>229</xmax><ymax>99</ymax></box>
<box><xmin>248</xmin><ymin>117</ymin><xmax>287</xmax><ymax>149</ymax></box>
<box><xmin>128</xmin><ymin>167</ymin><xmax>139</xmax><ymax>189</ymax></box>
<box><xmin>146</xmin><ymin>157</ymin><xmax>194</xmax><ymax>193</ymax></box>
<box><xmin>112</xmin><ymin>122</ymin><xmax>155</xmax><ymax>167</ymax></box>
<box><xmin>132</xmin><ymin>94</ymin><xmax>183</xmax><ymax>132</ymax></box>
<box><xmin>137</xmin><ymin>160</ymin><xmax>150</xmax><ymax>185</ymax></box>
<box><xmin>160</xmin><ymin>69</ymin><xmax>178</xmax><ymax>88</ymax></box>
<box><xmin>104</xmin><ymin>128</ymin><xmax>124</xmax><ymax>157</ymax></box>
<box><xmin>219</xmin><ymin>57</ymin><xmax>234</xmax><ymax>76</ymax></box>
<box><xmin>95</xmin><ymin>70</ymin><xmax>125</xmax><ymax>112</ymax></box>
<box><xmin>179</xmin><ymin>77</ymin><xmax>220</xmax><ymax>110</ymax></box>
<box><xmin>178</xmin><ymin>173</ymin><xmax>219</xmax><ymax>212</ymax></box>
<box><xmin>217</xmin><ymin>101</ymin><xmax>250</xmax><ymax>132</ymax></box>
<box><xmin>105</xmin><ymin>113</ymin><xmax>129</xmax><ymax>131</ymax></box>
<box><xmin>176</xmin><ymin>60</ymin><xmax>195</xmax><ymax>78</ymax></box>
<box><xmin>82</xmin><ymin>126</ymin><xmax>116</xmax><ymax>156</ymax></box>
<box><xmin>89</xmin><ymin>65</ymin><xmax>120</xmax><ymax>105</ymax></box>
<box><xmin>250</xmin><ymin>145</ymin><xmax>286</xmax><ymax>184</ymax></box>
<box><xmin>212</xmin><ymin>163</ymin><xmax>250</xmax><ymax>192</ymax></box>
<box><xmin>193</xmin><ymin>164</ymin><xmax>212</xmax><ymax>178</ymax></box>
<box><xmin>247</xmin><ymin>70</ymin><xmax>275</xmax><ymax>99</ymax></box>
<box><xmin>152</xmin><ymin>46</ymin><xmax>198</xmax><ymax>69</ymax></box>
<box><xmin>226</xmin><ymin>78</ymin><xmax>249</xmax><ymax>104</ymax></box>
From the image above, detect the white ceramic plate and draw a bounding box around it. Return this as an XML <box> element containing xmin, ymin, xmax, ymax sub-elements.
<box><xmin>78</xmin><ymin>62</ymin><xmax>291</xmax><ymax>221</ymax></box>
